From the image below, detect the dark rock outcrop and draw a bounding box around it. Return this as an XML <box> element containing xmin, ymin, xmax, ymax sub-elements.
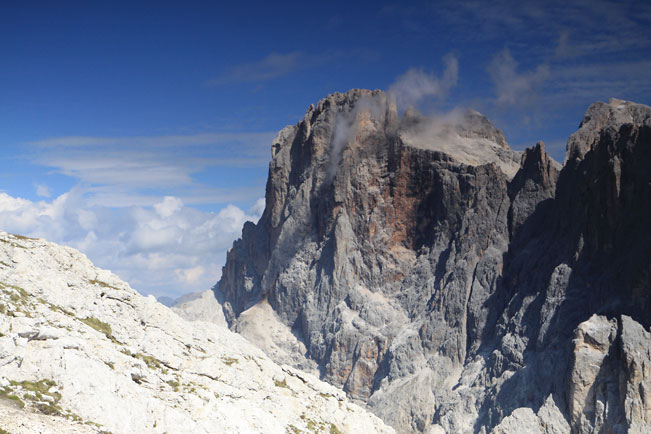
<box><xmin>216</xmin><ymin>91</ymin><xmax>651</xmax><ymax>433</ymax></box>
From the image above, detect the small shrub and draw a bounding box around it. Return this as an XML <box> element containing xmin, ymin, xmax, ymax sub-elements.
<box><xmin>274</xmin><ymin>378</ymin><xmax>290</xmax><ymax>389</ymax></box>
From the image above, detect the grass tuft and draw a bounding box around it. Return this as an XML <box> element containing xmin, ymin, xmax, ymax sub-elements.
<box><xmin>0</xmin><ymin>388</ymin><xmax>26</xmax><ymax>409</ymax></box>
<box><xmin>80</xmin><ymin>317</ymin><xmax>117</xmax><ymax>342</ymax></box>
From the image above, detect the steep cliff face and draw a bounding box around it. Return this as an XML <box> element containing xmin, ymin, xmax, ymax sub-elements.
<box><xmin>217</xmin><ymin>91</ymin><xmax>651</xmax><ymax>433</ymax></box>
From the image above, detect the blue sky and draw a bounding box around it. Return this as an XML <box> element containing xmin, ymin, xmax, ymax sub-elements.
<box><xmin>1</xmin><ymin>0</ymin><xmax>650</xmax><ymax>298</ymax></box>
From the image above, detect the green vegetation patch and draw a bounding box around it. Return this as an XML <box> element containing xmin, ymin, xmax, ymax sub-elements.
<box><xmin>0</xmin><ymin>391</ymin><xmax>25</xmax><ymax>409</ymax></box>
<box><xmin>43</xmin><ymin>300</ymin><xmax>74</xmax><ymax>316</ymax></box>
<box><xmin>327</xmin><ymin>423</ymin><xmax>343</xmax><ymax>434</ymax></box>
<box><xmin>0</xmin><ymin>238</ymin><xmax>26</xmax><ymax>249</ymax></box>
<box><xmin>36</xmin><ymin>402</ymin><xmax>63</xmax><ymax>416</ymax></box>
<box><xmin>89</xmin><ymin>279</ymin><xmax>119</xmax><ymax>290</ymax></box>
<box><xmin>0</xmin><ymin>282</ymin><xmax>29</xmax><ymax>300</ymax></box>
<box><xmin>135</xmin><ymin>353</ymin><xmax>163</xmax><ymax>370</ymax></box>
<box><xmin>80</xmin><ymin>316</ymin><xmax>119</xmax><ymax>342</ymax></box>
<box><xmin>11</xmin><ymin>379</ymin><xmax>57</xmax><ymax>396</ymax></box>
<box><xmin>166</xmin><ymin>379</ymin><xmax>180</xmax><ymax>392</ymax></box>
<box><xmin>274</xmin><ymin>378</ymin><xmax>290</xmax><ymax>389</ymax></box>
<box><xmin>221</xmin><ymin>356</ymin><xmax>239</xmax><ymax>366</ymax></box>
<box><xmin>297</xmin><ymin>414</ymin><xmax>342</xmax><ymax>434</ymax></box>
<box><xmin>10</xmin><ymin>234</ymin><xmax>36</xmax><ymax>241</ymax></box>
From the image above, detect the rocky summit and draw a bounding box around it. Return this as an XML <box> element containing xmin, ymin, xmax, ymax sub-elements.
<box><xmin>216</xmin><ymin>90</ymin><xmax>651</xmax><ymax>433</ymax></box>
<box><xmin>0</xmin><ymin>232</ymin><xmax>393</xmax><ymax>434</ymax></box>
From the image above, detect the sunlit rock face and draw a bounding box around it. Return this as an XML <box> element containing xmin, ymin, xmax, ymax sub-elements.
<box><xmin>217</xmin><ymin>89</ymin><xmax>651</xmax><ymax>434</ymax></box>
<box><xmin>0</xmin><ymin>232</ymin><xmax>394</xmax><ymax>434</ymax></box>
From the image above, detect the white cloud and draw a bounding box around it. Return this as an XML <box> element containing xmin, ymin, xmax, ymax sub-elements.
<box><xmin>31</xmin><ymin>132</ymin><xmax>275</xmax><ymax>184</ymax></box>
<box><xmin>248</xmin><ymin>197</ymin><xmax>265</xmax><ymax>218</ymax></box>
<box><xmin>0</xmin><ymin>190</ymin><xmax>264</xmax><ymax>299</ymax></box>
<box><xmin>209</xmin><ymin>52</ymin><xmax>304</xmax><ymax>85</ymax></box>
<box><xmin>35</xmin><ymin>184</ymin><xmax>51</xmax><ymax>198</ymax></box>
<box><xmin>175</xmin><ymin>265</ymin><xmax>205</xmax><ymax>285</ymax></box>
<box><xmin>215</xmin><ymin>204</ymin><xmax>254</xmax><ymax>233</ymax></box>
<box><xmin>154</xmin><ymin>196</ymin><xmax>183</xmax><ymax>218</ymax></box>
<box><xmin>2</xmin><ymin>131</ymin><xmax>275</xmax><ymax>299</ymax></box>
<box><xmin>488</xmin><ymin>49</ymin><xmax>550</xmax><ymax>107</ymax></box>
<box><xmin>389</xmin><ymin>54</ymin><xmax>459</xmax><ymax>110</ymax></box>
<box><xmin>25</xmin><ymin>132</ymin><xmax>275</xmax><ymax>208</ymax></box>
<box><xmin>207</xmin><ymin>50</ymin><xmax>356</xmax><ymax>86</ymax></box>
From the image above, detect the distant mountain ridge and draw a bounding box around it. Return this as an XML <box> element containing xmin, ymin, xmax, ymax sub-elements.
<box><xmin>216</xmin><ymin>90</ymin><xmax>651</xmax><ymax>433</ymax></box>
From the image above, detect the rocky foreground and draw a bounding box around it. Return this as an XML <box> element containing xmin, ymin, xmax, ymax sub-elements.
<box><xmin>0</xmin><ymin>231</ymin><xmax>394</xmax><ymax>434</ymax></box>
<box><xmin>216</xmin><ymin>91</ymin><xmax>651</xmax><ymax>433</ymax></box>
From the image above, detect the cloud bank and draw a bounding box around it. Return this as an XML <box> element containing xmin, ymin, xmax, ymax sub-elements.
<box><xmin>0</xmin><ymin>190</ymin><xmax>264</xmax><ymax>299</ymax></box>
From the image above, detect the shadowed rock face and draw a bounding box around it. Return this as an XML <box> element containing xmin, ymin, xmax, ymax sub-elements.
<box><xmin>217</xmin><ymin>90</ymin><xmax>651</xmax><ymax>433</ymax></box>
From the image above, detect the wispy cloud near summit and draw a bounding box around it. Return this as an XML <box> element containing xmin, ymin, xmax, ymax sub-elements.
<box><xmin>389</xmin><ymin>54</ymin><xmax>458</xmax><ymax>110</ymax></box>
<box><xmin>488</xmin><ymin>49</ymin><xmax>550</xmax><ymax>108</ymax></box>
<box><xmin>209</xmin><ymin>52</ymin><xmax>304</xmax><ymax>85</ymax></box>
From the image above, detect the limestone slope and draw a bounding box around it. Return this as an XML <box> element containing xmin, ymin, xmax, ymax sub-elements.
<box><xmin>0</xmin><ymin>232</ymin><xmax>394</xmax><ymax>434</ymax></box>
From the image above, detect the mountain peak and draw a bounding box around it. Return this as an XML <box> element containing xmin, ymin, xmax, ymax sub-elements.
<box><xmin>566</xmin><ymin>98</ymin><xmax>651</xmax><ymax>162</ymax></box>
<box><xmin>296</xmin><ymin>88</ymin><xmax>521</xmax><ymax>179</ymax></box>
<box><xmin>218</xmin><ymin>93</ymin><xmax>651</xmax><ymax>434</ymax></box>
<box><xmin>397</xmin><ymin>107</ymin><xmax>520</xmax><ymax>178</ymax></box>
